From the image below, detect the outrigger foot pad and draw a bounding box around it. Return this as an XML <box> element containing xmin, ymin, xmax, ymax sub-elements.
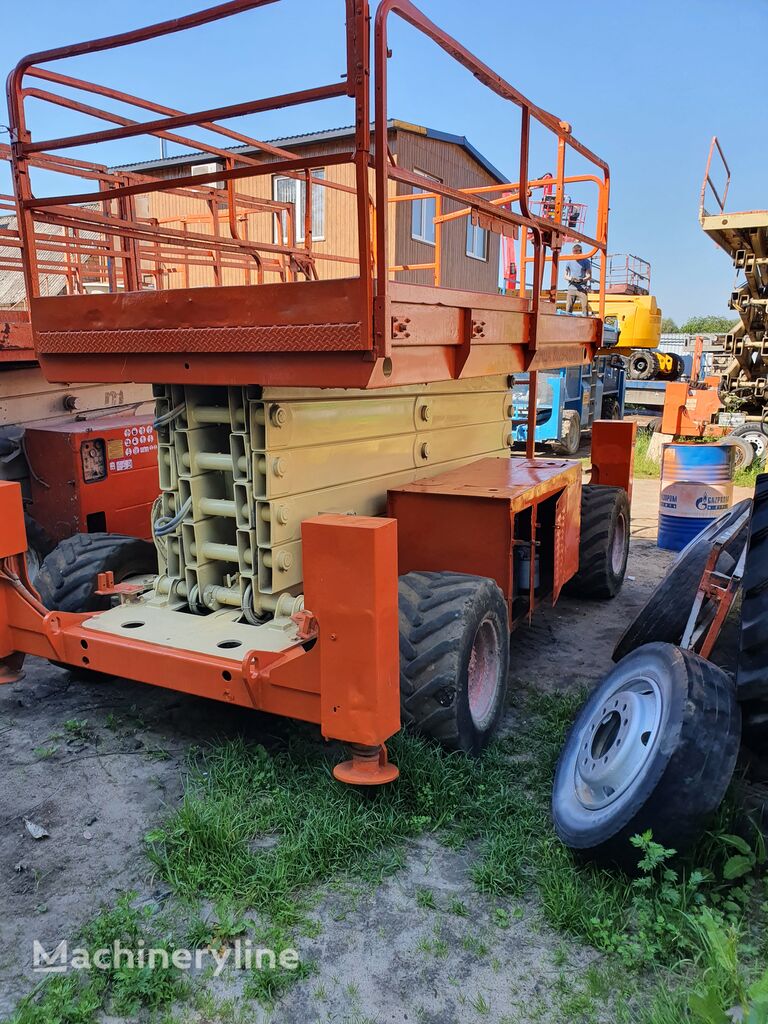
<box><xmin>333</xmin><ymin>743</ymin><xmax>399</xmax><ymax>786</ymax></box>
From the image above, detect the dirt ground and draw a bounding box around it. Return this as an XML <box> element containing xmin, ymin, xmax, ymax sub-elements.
<box><xmin>0</xmin><ymin>476</ymin><xmax>750</xmax><ymax>1020</ymax></box>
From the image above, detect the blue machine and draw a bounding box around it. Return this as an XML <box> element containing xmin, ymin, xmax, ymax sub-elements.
<box><xmin>510</xmin><ymin>355</ymin><xmax>627</xmax><ymax>454</ymax></box>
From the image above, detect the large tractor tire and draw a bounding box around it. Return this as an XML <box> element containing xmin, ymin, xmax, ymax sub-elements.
<box><xmin>398</xmin><ymin>571</ymin><xmax>510</xmax><ymax>755</ymax></box>
<box><xmin>552</xmin><ymin>643</ymin><xmax>741</xmax><ymax>870</ymax></box>
<box><xmin>35</xmin><ymin>533</ymin><xmax>157</xmax><ymax>614</ymax></box>
<box><xmin>628</xmin><ymin>350</ymin><xmax>660</xmax><ymax>381</ymax></box>
<box><xmin>737</xmin><ymin>474</ymin><xmax>768</xmax><ymax>702</ymax></box>
<box><xmin>613</xmin><ymin>499</ymin><xmax>752</xmax><ymax>662</ymax></box>
<box><xmin>23</xmin><ymin>514</ymin><xmax>55</xmax><ymax>585</ymax></box>
<box><xmin>732</xmin><ymin>422</ymin><xmax>768</xmax><ymax>465</ymax></box>
<box><xmin>565</xmin><ymin>485</ymin><xmax>630</xmax><ymax>600</ymax></box>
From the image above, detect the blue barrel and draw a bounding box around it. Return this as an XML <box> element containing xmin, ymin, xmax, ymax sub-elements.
<box><xmin>658</xmin><ymin>443</ymin><xmax>734</xmax><ymax>551</ymax></box>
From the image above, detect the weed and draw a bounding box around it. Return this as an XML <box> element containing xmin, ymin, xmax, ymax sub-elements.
<box><xmin>32</xmin><ymin>746</ymin><xmax>57</xmax><ymax>759</ymax></box>
<box><xmin>492</xmin><ymin>907</ymin><xmax>511</xmax><ymax>929</ymax></box>
<box><xmin>415</xmin><ymin>887</ymin><xmax>436</xmax><ymax>910</ymax></box>
<box><xmin>470</xmin><ymin>991</ymin><xmax>490</xmax><ymax>1015</ymax></box>
<box><xmin>63</xmin><ymin>719</ymin><xmax>93</xmax><ymax>742</ymax></box>
<box><xmin>448</xmin><ymin>896</ymin><xmax>468</xmax><ymax>917</ymax></box>
<box><xmin>9</xmin><ymin>894</ymin><xmax>185</xmax><ymax>1024</ymax></box>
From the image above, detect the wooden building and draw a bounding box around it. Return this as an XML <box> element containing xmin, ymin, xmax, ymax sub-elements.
<box><xmin>118</xmin><ymin>120</ymin><xmax>507</xmax><ymax>293</ymax></box>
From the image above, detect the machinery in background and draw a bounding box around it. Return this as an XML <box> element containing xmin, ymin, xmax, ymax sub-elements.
<box><xmin>697</xmin><ymin>137</ymin><xmax>768</xmax><ymax>462</ymax></box>
<box><xmin>599</xmin><ymin>254</ymin><xmax>677</xmax><ymax>381</ymax></box>
<box><xmin>511</xmin><ymin>355</ymin><xmax>626</xmax><ymax>455</ymax></box>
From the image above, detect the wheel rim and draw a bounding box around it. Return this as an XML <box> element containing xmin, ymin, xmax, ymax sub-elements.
<box><xmin>574</xmin><ymin>675</ymin><xmax>663</xmax><ymax>810</ymax></box>
<box><xmin>740</xmin><ymin>431</ymin><xmax>767</xmax><ymax>460</ymax></box>
<box><xmin>610</xmin><ymin>510</ymin><xmax>628</xmax><ymax>576</ymax></box>
<box><xmin>467</xmin><ymin>615</ymin><xmax>502</xmax><ymax>729</ymax></box>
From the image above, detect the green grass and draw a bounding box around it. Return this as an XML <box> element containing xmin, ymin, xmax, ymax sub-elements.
<box><xmin>9</xmin><ymin>895</ymin><xmax>187</xmax><ymax>1024</ymax></box>
<box><xmin>10</xmin><ymin>691</ymin><xmax>768</xmax><ymax>1023</ymax></box>
<box><xmin>633</xmin><ymin>428</ymin><xmax>661</xmax><ymax>479</ymax></box>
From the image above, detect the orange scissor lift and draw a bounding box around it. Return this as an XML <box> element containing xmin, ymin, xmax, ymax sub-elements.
<box><xmin>0</xmin><ymin>0</ymin><xmax>634</xmax><ymax>783</ymax></box>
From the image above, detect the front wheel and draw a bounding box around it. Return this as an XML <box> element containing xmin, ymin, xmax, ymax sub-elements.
<box><xmin>552</xmin><ymin>643</ymin><xmax>741</xmax><ymax>869</ymax></box>
<box><xmin>566</xmin><ymin>485</ymin><xmax>630</xmax><ymax>600</ymax></box>
<box><xmin>398</xmin><ymin>571</ymin><xmax>510</xmax><ymax>755</ymax></box>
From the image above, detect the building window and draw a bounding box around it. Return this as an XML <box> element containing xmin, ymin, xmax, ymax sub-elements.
<box><xmin>466</xmin><ymin>219</ymin><xmax>488</xmax><ymax>261</ymax></box>
<box><xmin>273</xmin><ymin>168</ymin><xmax>325</xmax><ymax>244</ymax></box>
<box><xmin>411</xmin><ymin>170</ymin><xmax>440</xmax><ymax>245</ymax></box>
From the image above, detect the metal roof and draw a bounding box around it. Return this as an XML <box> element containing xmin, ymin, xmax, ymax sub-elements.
<box><xmin>112</xmin><ymin>119</ymin><xmax>509</xmax><ymax>183</ymax></box>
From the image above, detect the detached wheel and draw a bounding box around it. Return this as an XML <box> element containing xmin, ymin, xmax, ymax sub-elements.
<box><xmin>566</xmin><ymin>485</ymin><xmax>630</xmax><ymax>599</ymax></box>
<box><xmin>718</xmin><ymin>434</ymin><xmax>754</xmax><ymax>470</ymax></box>
<box><xmin>35</xmin><ymin>533</ymin><xmax>157</xmax><ymax>613</ymax></box>
<box><xmin>732</xmin><ymin>422</ymin><xmax>768</xmax><ymax>465</ymax></box>
<box><xmin>557</xmin><ymin>409</ymin><xmax>581</xmax><ymax>455</ymax></box>
<box><xmin>613</xmin><ymin>499</ymin><xmax>752</xmax><ymax>662</ymax></box>
<box><xmin>552</xmin><ymin>643</ymin><xmax>741</xmax><ymax>869</ymax></box>
<box><xmin>398</xmin><ymin>571</ymin><xmax>510</xmax><ymax>755</ymax></box>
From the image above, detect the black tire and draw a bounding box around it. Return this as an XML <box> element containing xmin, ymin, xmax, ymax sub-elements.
<box><xmin>737</xmin><ymin>474</ymin><xmax>768</xmax><ymax>700</ymax></box>
<box><xmin>718</xmin><ymin>434</ymin><xmax>754</xmax><ymax>471</ymax></box>
<box><xmin>552</xmin><ymin>643</ymin><xmax>741</xmax><ymax>870</ymax></box>
<box><xmin>613</xmin><ymin>499</ymin><xmax>752</xmax><ymax>662</ymax></box>
<box><xmin>35</xmin><ymin>532</ymin><xmax>157</xmax><ymax>613</ymax></box>
<box><xmin>557</xmin><ymin>409</ymin><xmax>581</xmax><ymax>455</ymax></box>
<box><xmin>565</xmin><ymin>485</ymin><xmax>629</xmax><ymax>600</ymax></box>
<box><xmin>601</xmin><ymin>395</ymin><xmax>621</xmax><ymax>421</ymax></box>
<box><xmin>23</xmin><ymin>514</ymin><xmax>55</xmax><ymax>585</ymax></box>
<box><xmin>670</xmin><ymin>352</ymin><xmax>686</xmax><ymax>380</ymax></box>
<box><xmin>628</xmin><ymin>350</ymin><xmax>660</xmax><ymax>381</ymax></box>
<box><xmin>732</xmin><ymin>422</ymin><xmax>768</xmax><ymax>465</ymax></box>
<box><xmin>398</xmin><ymin>571</ymin><xmax>510</xmax><ymax>755</ymax></box>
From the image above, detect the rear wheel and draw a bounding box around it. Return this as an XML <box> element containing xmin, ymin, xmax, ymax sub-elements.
<box><xmin>35</xmin><ymin>533</ymin><xmax>157</xmax><ymax>613</ymax></box>
<box><xmin>552</xmin><ymin>643</ymin><xmax>741</xmax><ymax>869</ymax></box>
<box><xmin>566</xmin><ymin>485</ymin><xmax>630</xmax><ymax>599</ymax></box>
<box><xmin>23</xmin><ymin>515</ymin><xmax>55</xmax><ymax>585</ymax></box>
<box><xmin>398</xmin><ymin>571</ymin><xmax>510</xmax><ymax>755</ymax></box>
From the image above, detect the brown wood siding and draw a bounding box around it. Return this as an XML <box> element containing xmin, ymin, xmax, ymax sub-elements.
<box><xmin>393</xmin><ymin>130</ymin><xmax>500</xmax><ymax>294</ymax></box>
<box><xmin>140</xmin><ymin>128</ymin><xmax>498</xmax><ymax>293</ymax></box>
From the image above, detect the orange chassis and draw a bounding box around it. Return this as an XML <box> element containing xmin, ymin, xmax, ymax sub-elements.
<box><xmin>0</xmin><ymin>429</ymin><xmax>632</xmax><ymax>784</ymax></box>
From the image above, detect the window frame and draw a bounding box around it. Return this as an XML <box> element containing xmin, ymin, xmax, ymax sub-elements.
<box><xmin>465</xmin><ymin>218</ymin><xmax>488</xmax><ymax>262</ymax></box>
<box><xmin>272</xmin><ymin>168</ymin><xmax>326</xmax><ymax>245</ymax></box>
<box><xmin>410</xmin><ymin>169</ymin><xmax>440</xmax><ymax>247</ymax></box>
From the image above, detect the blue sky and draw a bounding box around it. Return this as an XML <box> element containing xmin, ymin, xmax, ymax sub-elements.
<box><xmin>3</xmin><ymin>0</ymin><xmax>766</xmax><ymax>322</ymax></box>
